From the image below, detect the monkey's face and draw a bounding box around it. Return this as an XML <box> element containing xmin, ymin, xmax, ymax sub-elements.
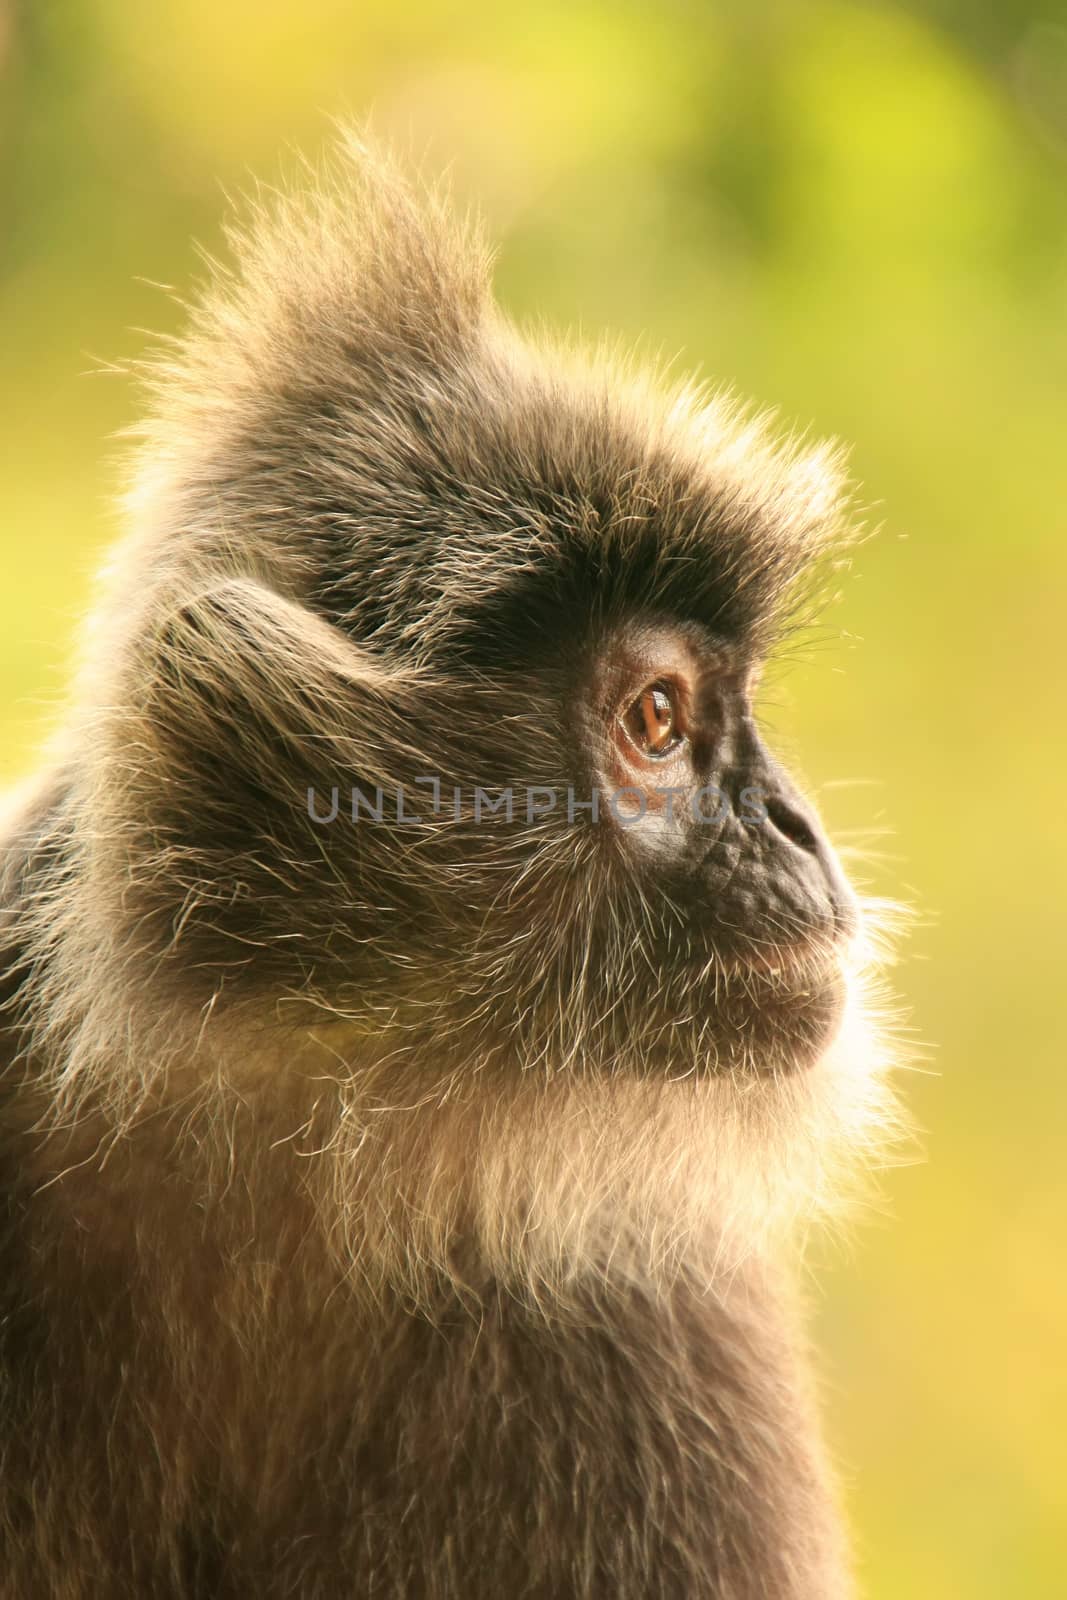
<box><xmin>348</xmin><ymin>597</ymin><xmax>859</xmax><ymax>1085</ymax></box>
<box><xmin>577</xmin><ymin>615</ymin><xmax>855</xmax><ymax>1075</ymax></box>
<box><xmin>128</xmin><ymin>558</ymin><xmax>858</xmax><ymax>1088</ymax></box>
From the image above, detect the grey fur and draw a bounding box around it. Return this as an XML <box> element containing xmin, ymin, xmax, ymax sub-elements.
<box><xmin>0</xmin><ymin>134</ymin><xmax>902</xmax><ymax>1597</ymax></box>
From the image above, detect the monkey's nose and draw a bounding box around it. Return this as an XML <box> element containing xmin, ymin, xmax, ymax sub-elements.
<box><xmin>763</xmin><ymin>793</ymin><xmax>857</xmax><ymax>939</ymax></box>
<box><xmin>763</xmin><ymin>795</ymin><xmax>820</xmax><ymax>856</ymax></box>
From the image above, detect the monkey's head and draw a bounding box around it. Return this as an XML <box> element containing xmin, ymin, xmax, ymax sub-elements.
<box><xmin>33</xmin><ymin>138</ymin><xmax>898</xmax><ymax>1277</ymax></box>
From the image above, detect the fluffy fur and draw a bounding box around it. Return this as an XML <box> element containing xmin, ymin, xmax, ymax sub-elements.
<box><xmin>0</xmin><ymin>134</ymin><xmax>904</xmax><ymax>1597</ymax></box>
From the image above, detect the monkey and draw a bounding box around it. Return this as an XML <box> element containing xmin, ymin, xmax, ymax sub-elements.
<box><xmin>0</xmin><ymin>135</ymin><xmax>902</xmax><ymax>1598</ymax></box>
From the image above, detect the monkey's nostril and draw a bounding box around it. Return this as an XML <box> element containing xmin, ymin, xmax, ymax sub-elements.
<box><xmin>763</xmin><ymin>797</ymin><xmax>820</xmax><ymax>856</ymax></box>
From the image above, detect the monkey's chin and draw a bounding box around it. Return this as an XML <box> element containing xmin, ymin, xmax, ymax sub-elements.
<box><xmin>708</xmin><ymin>969</ymin><xmax>849</xmax><ymax>1079</ymax></box>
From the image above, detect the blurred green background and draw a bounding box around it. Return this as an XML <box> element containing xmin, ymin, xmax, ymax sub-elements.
<box><xmin>1</xmin><ymin>2</ymin><xmax>1065</xmax><ymax>1593</ymax></box>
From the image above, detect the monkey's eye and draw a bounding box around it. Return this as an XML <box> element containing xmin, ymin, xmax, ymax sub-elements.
<box><xmin>621</xmin><ymin>680</ymin><xmax>684</xmax><ymax>759</ymax></box>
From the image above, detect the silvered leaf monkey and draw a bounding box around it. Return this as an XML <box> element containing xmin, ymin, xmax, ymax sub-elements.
<box><xmin>0</xmin><ymin>135</ymin><xmax>901</xmax><ymax>1598</ymax></box>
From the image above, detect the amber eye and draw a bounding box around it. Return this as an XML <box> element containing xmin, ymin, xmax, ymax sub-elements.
<box><xmin>621</xmin><ymin>680</ymin><xmax>684</xmax><ymax>759</ymax></box>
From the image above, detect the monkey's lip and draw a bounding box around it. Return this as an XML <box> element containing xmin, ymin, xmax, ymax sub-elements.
<box><xmin>718</xmin><ymin>938</ymin><xmax>841</xmax><ymax>988</ymax></box>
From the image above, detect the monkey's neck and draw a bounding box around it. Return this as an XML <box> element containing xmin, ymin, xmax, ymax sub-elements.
<box><xmin>13</xmin><ymin>1020</ymin><xmax>818</xmax><ymax>1318</ymax></box>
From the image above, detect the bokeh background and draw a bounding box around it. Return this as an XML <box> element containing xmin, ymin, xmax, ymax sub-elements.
<box><xmin>2</xmin><ymin>2</ymin><xmax>1065</xmax><ymax>1593</ymax></box>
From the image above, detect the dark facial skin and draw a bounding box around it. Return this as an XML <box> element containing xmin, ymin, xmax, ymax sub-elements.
<box><xmin>591</xmin><ymin>620</ymin><xmax>854</xmax><ymax>945</ymax></box>
<box><xmin>574</xmin><ymin>618</ymin><xmax>857</xmax><ymax>1074</ymax></box>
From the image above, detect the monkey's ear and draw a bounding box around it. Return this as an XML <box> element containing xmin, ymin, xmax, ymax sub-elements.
<box><xmin>114</xmin><ymin>577</ymin><xmax>423</xmax><ymax>843</ymax></box>
<box><xmin>87</xmin><ymin>578</ymin><xmax>434</xmax><ymax>992</ymax></box>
